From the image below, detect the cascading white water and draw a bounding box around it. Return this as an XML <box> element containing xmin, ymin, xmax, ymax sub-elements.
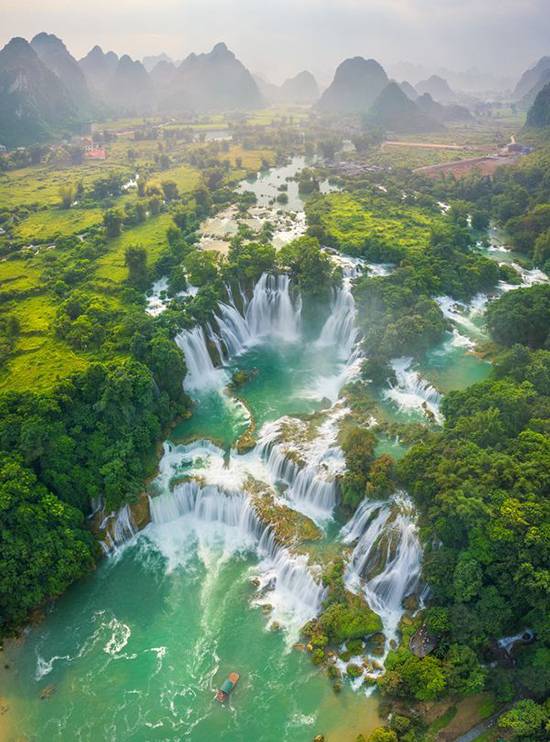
<box><xmin>508</xmin><ymin>262</ymin><xmax>549</xmax><ymax>288</ymax></box>
<box><xmin>146</xmin><ymin>478</ymin><xmax>326</xmax><ymax>638</ymax></box>
<box><xmin>175</xmin><ymin>326</ymin><xmax>226</xmax><ymax>392</ymax></box>
<box><xmin>100</xmin><ymin>505</ymin><xmax>138</xmax><ymax>555</ymax></box>
<box><xmin>311</xmin><ymin>260</ymin><xmax>363</xmax><ymax>399</ymax></box>
<box><xmin>435</xmin><ymin>295</ymin><xmax>485</xmax><ymax>341</ymax></box>
<box><xmin>384</xmin><ymin>357</ymin><xmax>442</xmax><ymax>423</ymax></box>
<box><xmin>341</xmin><ymin>492</ymin><xmax>422</xmax><ymax>641</ymax></box>
<box><xmin>255</xmin><ymin>408</ymin><xmax>348</xmax><ymax>522</ymax></box>
<box><xmin>246</xmin><ymin>273</ymin><xmax>302</xmax><ymax>341</ymax></box>
<box><xmin>214</xmin><ymin>300</ymin><xmax>252</xmax><ymax>359</ymax></box>
<box><xmin>253</xmin><ymin>528</ymin><xmax>328</xmax><ymax>632</ymax></box>
<box><xmin>146</xmin><ymin>277</ymin><xmax>198</xmax><ymax>317</ymax></box>
<box><xmin>316</xmin><ymin>285</ymin><xmax>358</xmax><ymax>360</ymax></box>
<box><xmin>497</xmin><ymin>629</ymin><xmax>534</xmax><ymax>654</ymax></box>
<box><xmin>210</xmin><ymin>273</ymin><xmax>303</xmax><ymax>359</ymax></box>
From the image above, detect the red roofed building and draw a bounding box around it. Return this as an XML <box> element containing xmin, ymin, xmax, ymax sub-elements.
<box><xmin>85</xmin><ymin>148</ymin><xmax>107</xmax><ymax>160</ymax></box>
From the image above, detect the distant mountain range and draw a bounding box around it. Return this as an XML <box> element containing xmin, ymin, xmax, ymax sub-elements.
<box><xmin>315</xmin><ymin>56</ymin><xmax>472</xmax><ymax>133</ymax></box>
<box><xmin>255</xmin><ymin>70</ymin><xmax>319</xmax><ymax>105</ymax></box>
<box><xmin>0</xmin><ymin>35</ymin><xmax>267</xmax><ymax>146</ymax></box>
<box><xmin>0</xmin><ymin>32</ymin><xmax>485</xmax><ymax>147</ymax></box>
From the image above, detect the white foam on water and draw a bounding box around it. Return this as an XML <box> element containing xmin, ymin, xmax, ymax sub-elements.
<box><xmin>384</xmin><ymin>357</ymin><xmax>442</xmax><ymax>423</ymax></box>
<box><xmin>175</xmin><ymin>326</ymin><xmax>228</xmax><ymax>393</ymax></box>
<box><xmin>146</xmin><ymin>277</ymin><xmax>198</xmax><ymax>317</ymax></box>
<box><xmin>256</xmin><ymin>405</ymin><xmax>349</xmax><ymax>523</ymax></box>
<box><xmin>342</xmin><ymin>492</ymin><xmax>422</xmax><ymax>643</ymax></box>
<box><xmin>104</xmin><ymin>618</ymin><xmax>132</xmax><ymax>656</ymax></box>
<box><xmin>145</xmin><ymin>479</ymin><xmax>326</xmax><ymax>642</ymax></box>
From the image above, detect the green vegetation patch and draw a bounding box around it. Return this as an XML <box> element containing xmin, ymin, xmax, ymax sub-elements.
<box><xmin>147</xmin><ymin>164</ymin><xmax>201</xmax><ymax>193</ymax></box>
<box><xmin>6</xmin><ymin>294</ymin><xmax>57</xmax><ymax>334</ymax></box>
<box><xmin>14</xmin><ymin>208</ymin><xmax>103</xmax><ymax>242</ymax></box>
<box><xmin>0</xmin><ymin>336</ymin><xmax>89</xmax><ymax>392</ymax></box>
<box><xmin>94</xmin><ymin>213</ymin><xmax>174</xmax><ymax>283</ymax></box>
<box><xmin>319</xmin><ymin>192</ymin><xmax>437</xmax><ymax>252</ymax></box>
<box><xmin>0</xmin><ymin>258</ymin><xmax>42</xmax><ymax>296</ymax></box>
<box><xmin>247</xmin><ymin>477</ymin><xmax>322</xmax><ymax>545</ymax></box>
<box><xmin>0</xmin><ymin>162</ymin><xmax>130</xmax><ymax>208</ymax></box>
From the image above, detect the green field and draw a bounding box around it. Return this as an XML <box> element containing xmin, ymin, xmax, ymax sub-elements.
<box><xmin>0</xmin><ymin>258</ymin><xmax>42</xmax><ymax>295</ymax></box>
<box><xmin>246</xmin><ymin>105</ymin><xmax>311</xmax><ymax>126</ymax></box>
<box><xmin>14</xmin><ymin>207</ymin><xmax>104</xmax><ymax>242</ymax></box>
<box><xmin>319</xmin><ymin>191</ymin><xmax>437</xmax><ymax>251</ymax></box>
<box><xmin>94</xmin><ymin>213</ymin><xmax>175</xmax><ymax>283</ymax></box>
<box><xmin>0</xmin><ymin>153</ymin><xmax>203</xmax><ymax>391</ymax></box>
<box><xmin>0</xmin><ymin>161</ymin><xmax>130</xmax><ymax>208</ymax></box>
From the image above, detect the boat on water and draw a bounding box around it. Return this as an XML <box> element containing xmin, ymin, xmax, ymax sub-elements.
<box><xmin>216</xmin><ymin>672</ymin><xmax>240</xmax><ymax>702</ymax></box>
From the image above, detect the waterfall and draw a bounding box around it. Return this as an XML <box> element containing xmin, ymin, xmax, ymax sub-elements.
<box><xmin>254</xmin><ymin>528</ymin><xmax>327</xmax><ymax>633</ymax></box>
<box><xmin>246</xmin><ymin>273</ymin><xmax>302</xmax><ymax>342</ymax></box>
<box><xmin>316</xmin><ymin>284</ymin><xmax>358</xmax><ymax>360</ymax></box>
<box><xmin>497</xmin><ymin>629</ymin><xmax>534</xmax><ymax>654</ymax></box>
<box><xmin>210</xmin><ymin>273</ymin><xmax>302</xmax><ymax>358</ymax></box>
<box><xmin>384</xmin><ymin>357</ymin><xmax>442</xmax><ymax>423</ymax></box>
<box><xmin>342</xmin><ymin>492</ymin><xmax>422</xmax><ymax>641</ymax></box>
<box><xmin>175</xmin><ymin>326</ymin><xmax>226</xmax><ymax>393</ymax></box>
<box><xmin>214</xmin><ymin>301</ymin><xmax>252</xmax><ymax>359</ymax></box>
<box><xmin>509</xmin><ymin>262</ymin><xmax>548</xmax><ymax>288</ymax></box>
<box><xmin>255</xmin><ymin>409</ymin><xmax>348</xmax><ymax>522</ymax></box>
<box><xmin>146</xmin><ymin>479</ymin><xmax>326</xmax><ymax>637</ymax></box>
<box><xmin>100</xmin><ymin>505</ymin><xmax>138</xmax><ymax>555</ymax></box>
<box><xmin>435</xmin><ymin>295</ymin><xmax>485</xmax><ymax>341</ymax></box>
<box><xmin>311</xmin><ymin>264</ymin><xmax>363</xmax><ymax>399</ymax></box>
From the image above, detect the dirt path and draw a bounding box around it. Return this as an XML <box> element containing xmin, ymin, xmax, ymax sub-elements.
<box><xmin>454</xmin><ymin>704</ymin><xmax>513</xmax><ymax>742</ymax></box>
<box><xmin>383</xmin><ymin>141</ymin><xmax>475</xmax><ymax>151</ymax></box>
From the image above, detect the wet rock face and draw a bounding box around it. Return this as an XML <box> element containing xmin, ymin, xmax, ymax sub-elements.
<box><xmin>409</xmin><ymin>624</ymin><xmax>437</xmax><ymax>658</ymax></box>
<box><xmin>402</xmin><ymin>593</ymin><xmax>419</xmax><ymax>612</ymax></box>
<box><xmin>131</xmin><ymin>492</ymin><xmax>151</xmax><ymax>530</ymax></box>
<box><xmin>247</xmin><ymin>479</ymin><xmax>322</xmax><ymax>546</ymax></box>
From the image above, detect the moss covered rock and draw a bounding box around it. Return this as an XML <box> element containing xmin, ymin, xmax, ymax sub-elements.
<box><xmin>246</xmin><ymin>477</ymin><xmax>322</xmax><ymax>545</ymax></box>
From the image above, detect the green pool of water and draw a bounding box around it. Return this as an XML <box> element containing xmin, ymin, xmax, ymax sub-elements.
<box><xmin>0</xmin><ymin>539</ymin><xmax>379</xmax><ymax>741</ymax></box>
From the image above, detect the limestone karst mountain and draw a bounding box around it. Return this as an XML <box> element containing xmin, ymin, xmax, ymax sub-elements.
<box><xmin>416</xmin><ymin>92</ymin><xmax>472</xmax><ymax>123</ymax></box>
<box><xmin>163</xmin><ymin>42</ymin><xmax>263</xmax><ymax>112</ymax></box>
<box><xmin>279</xmin><ymin>71</ymin><xmax>319</xmax><ymax>104</ymax></box>
<box><xmin>31</xmin><ymin>32</ymin><xmax>92</xmax><ymax>114</ymax></box>
<box><xmin>415</xmin><ymin>74</ymin><xmax>457</xmax><ymax>103</ymax></box>
<box><xmin>317</xmin><ymin>57</ymin><xmax>389</xmax><ymax>113</ymax></box>
<box><xmin>0</xmin><ymin>36</ymin><xmax>77</xmax><ymax>147</ymax></box>
<box><xmin>526</xmin><ymin>81</ymin><xmax>550</xmax><ymax>128</ymax></box>
<box><xmin>513</xmin><ymin>56</ymin><xmax>550</xmax><ymax>100</ymax></box>
<box><xmin>367</xmin><ymin>81</ymin><xmax>443</xmax><ymax>133</ymax></box>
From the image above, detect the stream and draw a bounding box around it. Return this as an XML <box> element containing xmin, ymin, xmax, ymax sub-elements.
<box><xmin>0</xmin><ymin>161</ymin><xmax>547</xmax><ymax>742</ymax></box>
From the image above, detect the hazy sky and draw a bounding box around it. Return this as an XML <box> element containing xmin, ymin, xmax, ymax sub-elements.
<box><xmin>1</xmin><ymin>0</ymin><xmax>549</xmax><ymax>85</ymax></box>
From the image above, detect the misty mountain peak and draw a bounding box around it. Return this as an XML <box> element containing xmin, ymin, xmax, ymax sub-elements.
<box><xmin>165</xmin><ymin>41</ymin><xmax>261</xmax><ymax>112</ymax></box>
<box><xmin>2</xmin><ymin>36</ymin><xmax>35</xmax><ymax>59</ymax></box>
<box><xmin>212</xmin><ymin>42</ymin><xmax>231</xmax><ymax>56</ymax></box>
<box><xmin>318</xmin><ymin>55</ymin><xmax>388</xmax><ymax>113</ymax></box>
<box><xmin>415</xmin><ymin>74</ymin><xmax>456</xmax><ymax>103</ymax></box>
<box><xmin>31</xmin><ymin>32</ymin><xmax>64</xmax><ymax>48</ymax></box>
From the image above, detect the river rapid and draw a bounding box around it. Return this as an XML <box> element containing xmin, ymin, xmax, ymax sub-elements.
<box><xmin>0</xmin><ymin>161</ymin><xmax>547</xmax><ymax>742</ymax></box>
